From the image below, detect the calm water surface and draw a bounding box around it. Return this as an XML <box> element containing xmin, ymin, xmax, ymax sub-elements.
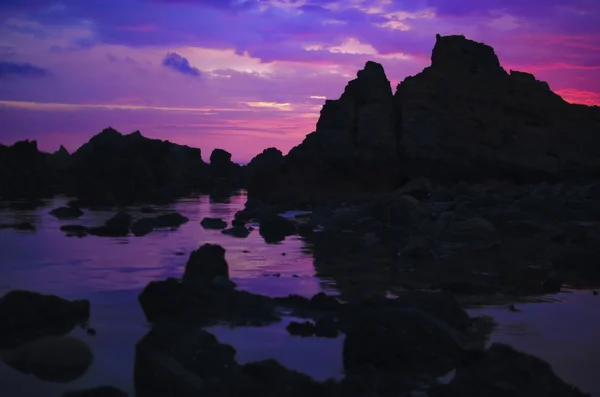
<box><xmin>0</xmin><ymin>191</ymin><xmax>598</xmax><ymax>396</ymax></box>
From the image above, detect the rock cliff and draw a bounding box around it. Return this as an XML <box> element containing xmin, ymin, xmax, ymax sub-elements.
<box><xmin>397</xmin><ymin>34</ymin><xmax>600</xmax><ymax>182</ymax></box>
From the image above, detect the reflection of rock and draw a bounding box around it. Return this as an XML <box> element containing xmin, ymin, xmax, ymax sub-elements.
<box><xmin>0</xmin><ymin>222</ymin><xmax>35</xmax><ymax>231</ymax></box>
<box><xmin>63</xmin><ymin>386</ymin><xmax>128</xmax><ymax>397</ymax></box>
<box><xmin>0</xmin><ymin>290</ymin><xmax>90</xmax><ymax>349</ymax></box>
<box><xmin>0</xmin><ymin>336</ymin><xmax>93</xmax><ymax>383</ymax></box>
<box><xmin>131</xmin><ymin>212</ymin><xmax>189</xmax><ymax>237</ymax></box>
<box><xmin>429</xmin><ymin>343</ymin><xmax>590</xmax><ymax>397</ymax></box>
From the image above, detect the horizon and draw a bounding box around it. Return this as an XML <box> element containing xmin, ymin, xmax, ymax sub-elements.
<box><xmin>1</xmin><ymin>1</ymin><xmax>598</xmax><ymax>163</ymax></box>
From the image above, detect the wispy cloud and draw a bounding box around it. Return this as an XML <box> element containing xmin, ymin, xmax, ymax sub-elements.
<box><xmin>0</xmin><ymin>61</ymin><xmax>49</xmax><ymax>78</ymax></box>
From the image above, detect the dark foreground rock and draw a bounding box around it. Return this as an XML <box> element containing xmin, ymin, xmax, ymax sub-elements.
<box><xmin>49</xmin><ymin>206</ymin><xmax>84</xmax><ymax>219</ymax></box>
<box><xmin>430</xmin><ymin>343</ymin><xmax>590</xmax><ymax>397</ymax></box>
<box><xmin>0</xmin><ymin>290</ymin><xmax>90</xmax><ymax>349</ymax></box>
<box><xmin>134</xmin><ymin>323</ymin><xmax>338</xmax><ymax>397</ymax></box>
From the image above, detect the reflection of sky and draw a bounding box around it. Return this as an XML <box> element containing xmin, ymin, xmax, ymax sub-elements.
<box><xmin>0</xmin><ymin>192</ymin><xmax>324</xmax><ymax>298</ymax></box>
<box><xmin>468</xmin><ymin>290</ymin><xmax>600</xmax><ymax>396</ymax></box>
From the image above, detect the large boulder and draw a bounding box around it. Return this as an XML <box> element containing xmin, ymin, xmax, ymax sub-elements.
<box><xmin>396</xmin><ymin>34</ymin><xmax>600</xmax><ymax>183</ymax></box>
<box><xmin>182</xmin><ymin>244</ymin><xmax>229</xmax><ymax>283</ymax></box>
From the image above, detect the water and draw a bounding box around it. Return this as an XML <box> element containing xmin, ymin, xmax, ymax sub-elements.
<box><xmin>0</xmin><ymin>192</ymin><xmax>598</xmax><ymax>396</ymax></box>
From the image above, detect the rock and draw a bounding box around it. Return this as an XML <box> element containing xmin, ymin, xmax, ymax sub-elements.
<box><xmin>86</xmin><ymin>211</ymin><xmax>133</xmax><ymax>237</ymax></box>
<box><xmin>221</xmin><ymin>226</ymin><xmax>251</xmax><ymax>238</ymax></box>
<box><xmin>209</xmin><ymin>148</ymin><xmax>242</xmax><ymax>182</ymax></box>
<box><xmin>134</xmin><ymin>323</ymin><xmax>336</xmax><ymax>397</ymax></box>
<box><xmin>212</xmin><ymin>276</ymin><xmax>237</xmax><ymax>290</ymax></box>
<box><xmin>140</xmin><ymin>206</ymin><xmax>157</xmax><ymax>214</ymax></box>
<box><xmin>397</xmin><ymin>34</ymin><xmax>600</xmax><ymax>183</ymax></box>
<box><xmin>200</xmin><ymin>217</ymin><xmax>228</xmax><ymax>230</ymax></box>
<box><xmin>0</xmin><ymin>140</ymin><xmax>63</xmax><ymax>199</ymax></box>
<box><xmin>286</xmin><ymin>321</ymin><xmax>316</xmax><ymax>337</ymax></box>
<box><xmin>131</xmin><ymin>212</ymin><xmax>189</xmax><ymax>236</ymax></box>
<box><xmin>0</xmin><ymin>290</ymin><xmax>90</xmax><ymax>349</ymax></box>
<box><xmin>448</xmin><ymin>217</ymin><xmax>498</xmax><ymax>249</ymax></box>
<box><xmin>396</xmin><ymin>177</ymin><xmax>432</xmax><ymax>200</ymax></box>
<box><xmin>231</xmin><ymin>218</ymin><xmax>246</xmax><ymax>227</ymax></box>
<box><xmin>259</xmin><ymin>214</ymin><xmax>296</xmax><ymax>243</ymax></box>
<box><xmin>65</xmin><ymin>128</ymin><xmax>213</xmax><ymax>205</ymax></box>
<box><xmin>49</xmin><ymin>206</ymin><xmax>84</xmax><ymax>219</ymax></box>
<box><xmin>64</xmin><ymin>386</ymin><xmax>128</xmax><ymax>397</ymax></box>
<box><xmin>541</xmin><ymin>270</ymin><xmax>562</xmax><ymax>293</ymax></box>
<box><xmin>430</xmin><ymin>343</ymin><xmax>590</xmax><ymax>397</ymax></box>
<box><xmin>342</xmin><ymin>308</ymin><xmax>466</xmax><ymax>376</ymax></box>
<box><xmin>182</xmin><ymin>244</ymin><xmax>229</xmax><ymax>284</ymax></box>
<box><xmin>0</xmin><ymin>336</ymin><xmax>93</xmax><ymax>382</ymax></box>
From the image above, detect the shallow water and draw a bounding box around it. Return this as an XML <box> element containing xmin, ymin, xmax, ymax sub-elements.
<box><xmin>0</xmin><ymin>192</ymin><xmax>598</xmax><ymax>396</ymax></box>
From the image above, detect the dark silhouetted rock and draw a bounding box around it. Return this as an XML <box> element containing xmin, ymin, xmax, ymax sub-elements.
<box><xmin>49</xmin><ymin>206</ymin><xmax>83</xmax><ymax>219</ymax></box>
<box><xmin>221</xmin><ymin>226</ymin><xmax>251</xmax><ymax>238</ymax></box>
<box><xmin>396</xmin><ymin>34</ymin><xmax>600</xmax><ymax>183</ymax></box>
<box><xmin>430</xmin><ymin>343</ymin><xmax>591</xmax><ymax>397</ymax></box>
<box><xmin>64</xmin><ymin>128</ymin><xmax>212</xmax><ymax>205</ymax></box>
<box><xmin>60</xmin><ymin>224</ymin><xmax>88</xmax><ymax>238</ymax></box>
<box><xmin>200</xmin><ymin>217</ymin><xmax>227</xmax><ymax>230</ymax></box>
<box><xmin>87</xmin><ymin>212</ymin><xmax>133</xmax><ymax>237</ymax></box>
<box><xmin>0</xmin><ymin>290</ymin><xmax>90</xmax><ymax>349</ymax></box>
<box><xmin>258</xmin><ymin>214</ymin><xmax>296</xmax><ymax>243</ymax></box>
<box><xmin>182</xmin><ymin>244</ymin><xmax>229</xmax><ymax>283</ymax></box>
<box><xmin>0</xmin><ymin>140</ymin><xmax>63</xmax><ymax>199</ymax></box>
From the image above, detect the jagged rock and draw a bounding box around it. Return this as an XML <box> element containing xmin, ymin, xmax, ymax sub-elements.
<box><xmin>396</xmin><ymin>34</ymin><xmax>600</xmax><ymax>183</ymax></box>
<box><xmin>0</xmin><ymin>290</ymin><xmax>90</xmax><ymax>349</ymax></box>
<box><xmin>87</xmin><ymin>212</ymin><xmax>133</xmax><ymax>237</ymax></box>
<box><xmin>221</xmin><ymin>226</ymin><xmax>251</xmax><ymax>238</ymax></box>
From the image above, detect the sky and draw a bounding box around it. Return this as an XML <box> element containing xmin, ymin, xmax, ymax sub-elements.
<box><xmin>0</xmin><ymin>0</ymin><xmax>598</xmax><ymax>162</ymax></box>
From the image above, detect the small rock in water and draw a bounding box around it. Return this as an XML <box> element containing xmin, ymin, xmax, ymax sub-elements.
<box><xmin>221</xmin><ymin>226</ymin><xmax>251</xmax><ymax>238</ymax></box>
<box><xmin>49</xmin><ymin>206</ymin><xmax>84</xmax><ymax>219</ymax></box>
<box><xmin>286</xmin><ymin>321</ymin><xmax>316</xmax><ymax>337</ymax></box>
<box><xmin>200</xmin><ymin>217</ymin><xmax>228</xmax><ymax>230</ymax></box>
<box><xmin>593</xmin><ymin>291</ymin><xmax>598</xmax><ymax>296</ymax></box>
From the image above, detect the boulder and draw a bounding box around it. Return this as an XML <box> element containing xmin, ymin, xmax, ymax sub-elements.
<box><xmin>182</xmin><ymin>244</ymin><xmax>229</xmax><ymax>283</ymax></box>
<box><xmin>258</xmin><ymin>214</ymin><xmax>296</xmax><ymax>243</ymax></box>
<box><xmin>131</xmin><ymin>212</ymin><xmax>189</xmax><ymax>236</ymax></box>
<box><xmin>200</xmin><ymin>217</ymin><xmax>228</xmax><ymax>230</ymax></box>
<box><xmin>49</xmin><ymin>206</ymin><xmax>84</xmax><ymax>219</ymax></box>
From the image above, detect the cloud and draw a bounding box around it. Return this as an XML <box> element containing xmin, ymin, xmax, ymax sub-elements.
<box><xmin>0</xmin><ymin>61</ymin><xmax>49</xmax><ymax>78</ymax></box>
<box><xmin>162</xmin><ymin>52</ymin><xmax>201</xmax><ymax>77</ymax></box>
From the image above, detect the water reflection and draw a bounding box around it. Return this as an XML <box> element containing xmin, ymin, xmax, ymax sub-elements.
<box><xmin>0</xmin><ymin>192</ymin><xmax>598</xmax><ymax>396</ymax></box>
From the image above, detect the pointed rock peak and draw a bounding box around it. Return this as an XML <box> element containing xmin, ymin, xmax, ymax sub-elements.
<box><xmin>56</xmin><ymin>145</ymin><xmax>69</xmax><ymax>156</ymax></box>
<box><xmin>431</xmin><ymin>34</ymin><xmax>506</xmax><ymax>76</ymax></box>
<box><xmin>129</xmin><ymin>130</ymin><xmax>143</xmax><ymax>137</ymax></box>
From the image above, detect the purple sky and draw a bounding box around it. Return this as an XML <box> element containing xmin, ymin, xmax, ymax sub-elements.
<box><xmin>0</xmin><ymin>0</ymin><xmax>598</xmax><ymax>162</ymax></box>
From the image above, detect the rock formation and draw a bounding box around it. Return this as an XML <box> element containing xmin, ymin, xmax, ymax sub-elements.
<box><xmin>396</xmin><ymin>34</ymin><xmax>600</xmax><ymax>182</ymax></box>
<box><xmin>247</xmin><ymin>34</ymin><xmax>600</xmax><ymax>205</ymax></box>
<box><xmin>247</xmin><ymin>61</ymin><xmax>403</xmax><ymax>204</ymax></box>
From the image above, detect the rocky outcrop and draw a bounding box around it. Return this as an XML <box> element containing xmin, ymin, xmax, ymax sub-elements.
<box><xmin>0</xmin><ymin>140</ymin><xmax>62</xmax><ymax>199</ymax></box>
<box><xmin>64</xmin><ymin>128</ymin><xmax>212</xmax><ymax>205</ymax></box>
<box><xmin>248</xmin><ymin>62</ymin><xmax>403</xmax><ymax>205</ymax></box>
<box><xmin>396</xmin><ymin>34</ymin><xmax>600</xmax><ymax>183</ymax></box>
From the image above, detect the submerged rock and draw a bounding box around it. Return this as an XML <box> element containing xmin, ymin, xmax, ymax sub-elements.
<box><xmin>131</xmin><ymin>212</ymin><xmax>189</xmax><ymax>236</ymax></box>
